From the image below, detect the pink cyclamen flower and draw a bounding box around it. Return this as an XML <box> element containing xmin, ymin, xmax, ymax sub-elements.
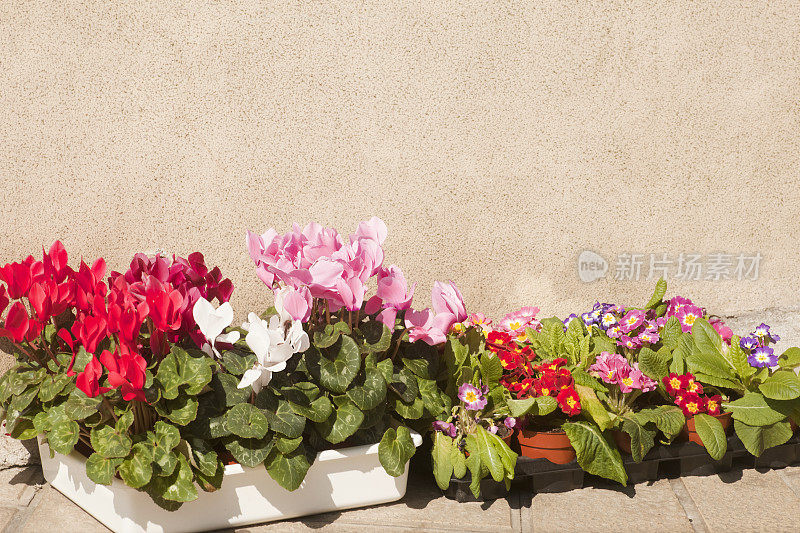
<box><xmin>376</xmin><ymin>265</ymin><xmax>415</xmax><ymax>310</ymax></box>
<box><xmin>274</xmin><ymin>285</ymin><xmax>313</xmax><ymax>323</ymax></box>
<box><xmin>620</xmin><ymin>310</ymin><xmax>645</xmax><ymax>333</ymax></box>
<box><xmin>675</xmin><ymin>305</ymin><xmax>703</xmax><ymax>333</ymax></box>
<box><xmin>404</xmin><ymin>308</ymin><xmax>448</xmax><ymax>345</ymax></box>
<box><xmin>431</xmin><ymin>281</ymin><xmax>467</xmax><ymax>323</ymax></box>
<box><xmin>458</xmin><ymin>383</ymin><xmax>487</xmax><ymax>411</ymax></box>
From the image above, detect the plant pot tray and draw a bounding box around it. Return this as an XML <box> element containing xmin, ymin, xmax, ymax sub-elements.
<box><xmin>442</xmin><ymin>432</ymin><xmax>800</xmax><ymax>502</ymax></box>
<box><xmin>38</xmin><ymin>432</ymin><xmax>422</xmax><ymax>533</ymax></box>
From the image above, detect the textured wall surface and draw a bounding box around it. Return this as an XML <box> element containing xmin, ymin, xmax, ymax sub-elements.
<box><xmin>1</xmin><ymin>0</ymin><xmax>799</xmax><ymax>362</ymax></box>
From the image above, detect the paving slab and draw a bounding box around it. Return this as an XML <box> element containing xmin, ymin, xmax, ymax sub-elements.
<box><xmin>524</xmin><ymin>478</ymin><xmax>693</xmax><ymax>533</ymax></box>
<box><xmin>17</xmin><ymin>485</ymin><xmax>109</xmax><ymax>533</ymax></box>
<box><xmin>0</xmin><ymin>467</ymin><xmax>44</xmax><ymax>506</ymax></box>
<box><xmin>235</xmin><ymin>472</ymin><xmax>519</xmax><ymax>532</ymax></box>
<box><xmin>0</xmin><ymin>505</ymin><xmax>20</xmax><ymax>529</ymax></box>
<box><xmin>680</xmin><ymin>468</ymin><xmax>800</xmax><ymax>532</ymax></box>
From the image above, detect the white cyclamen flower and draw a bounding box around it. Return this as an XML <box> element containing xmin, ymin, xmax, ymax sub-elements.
<box><xmin>192</xmin><ymin>297</ymin><xmax>240</xmax><ymax>358</ymax></box>
<box><xmin>238</xmin><ymin>312</ymin><xmax>310</xmax><ymax>393</ymax></box>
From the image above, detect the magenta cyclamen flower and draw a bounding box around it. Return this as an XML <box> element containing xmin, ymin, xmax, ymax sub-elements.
<box><xmin>458</xmin><ymin>383</ymin><xmax>487</xmax><ymax>411</ymax></box>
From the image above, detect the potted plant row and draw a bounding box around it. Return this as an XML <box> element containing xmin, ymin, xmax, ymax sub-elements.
<box><xmin>0</xmin><ymin>218</ymin><xmax>460</xmax><ymax>532</ymax></box>
<box><xmin>431</xmin><ymin>279</ymin><xmax>800</xmax><ymax>500</ymax></box>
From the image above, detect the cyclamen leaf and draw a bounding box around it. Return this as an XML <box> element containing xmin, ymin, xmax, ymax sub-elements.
<box><xmin>359</xmin><ymin>321</ymin><xmax>392</xmax><ymax>354</ymax></box>
<box><xmin>224</xmin><ymin>435</ymin><xmax>274</xmax><ymax>468</ymax></box>
<box><xmin>85</xmin><ymin>453</ymin><xmax>123</xmax><ymax>485</ymax></box>
<box><xmin>390</xmin><ymin>368</ymin><xmax>419</xmax><ymax>403</ymax></box>
<box><xmin>393</xmin><ymin>396</ymin><xmax>424</xmax><ymax>420</ymax></box>
<box><xmin>315</xmin><ymin>397</ymin><xmax>364</xmax><ymax>444</ymax></box>
<box><xmin>692</xmin><ymin>414</ymin><xmax>727</xmax><ymax>460</ymax></box>
<box><xmin>378</xmin><ymin>426</ymin><xmax>416</xmax><ymax>477</ymax></box>
<box><xmin>265</xmin><ymin>446</ymin><xmax>312</xmax><ymax>492</ymax></box>
<box><xmin>224</xmin><ymin>403</ymin><xmax>269</xmax><ymax>439</ymax></box>
<box><xmin>307</xmin><ymin>336</ymin><xmax>361</xmax><ymax>394</ymax></box>
<box><xmin>155</xmin><ymin>396</ymin><xmax>199</xmax><ymax>426</ymax></box>
<box><xmin>118</xmin><ymin>442</ymin><xmax>154</xmax><ymax>489</ymax></box>
<box><xmin>220</xmin><ymin>351</ymin><xmax>256</xmax><ymax>377</ymax></box>
<box><xmin>346</xmin><ymin>366</ymin><xmax>387</xmax><ymax>411</ymax></box>
<box><xmin>255</xmin><ymin>392</ymin><xmax>305</xmax><ymax>438</ymax></box>
<box><xmin>275</xmin><ymin>436</ymin><xmax>303</xmax><ymax>454</ymax></box>
<box><xmin>149</xmin><ymin>454</ymin><xmax>198</xmax><ymax>503</ymax></box>
<box><xmin>212</xmin><ymin>373</ymin><xmax>251</xmax><ymax>407</ymax></box>
<box><xmin>90</xmin><ymin>425</ymin><xmax>132</xmax><ymax>459</ymax></box>
<box><xmin>38</xmin><ymin>374</ymin><xmax>70</xmax><ymax>402</ymax></box>
<box><xmin>63</xmin><ymin>392</ymin><xmax>101</xmax><ymax>421</ymax></box>
<box><xmin>48</xmin><ymin>419</ymin><xmax>80</xmax><ymax>456</ymax></box>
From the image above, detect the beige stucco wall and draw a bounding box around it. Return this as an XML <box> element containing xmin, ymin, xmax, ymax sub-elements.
<box><xmin>1</xmin><ymin>1</ymin><xmax>800</xmax><ymax>373</ymax></box>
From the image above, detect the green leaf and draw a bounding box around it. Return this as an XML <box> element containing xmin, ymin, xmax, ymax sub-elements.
<box><xmin>464</xmin><ymin>435</ymin><xmax>486</xmax><ymax>498</ymax></box>
<box><xmin>692</xmin><ymin>413</ymin><xmax>727</xmax><ymax>460</ymax></box>
<box><xmin>475</xmin><ymin>426</ymin><xmax>504</xmax><ymax>482</ymax></box>
<box><xmin>670</xmin><ymin>334</ymin><xmax>690</xmax><ymax>375</ymax></box>
<box><xmin>275</xmin><ymin>435</ymin><xmax>303</xmax><ymax>454</ymax></box>
<box><xmin>389</xmin><ymin>368</ymin><xmax>419</xmax><ymax>403</ymax></box>
<box><xmin>660</xmin><ymin>316</ymin><xmax>683</xmax><ymax>349</ymax></box>
<box><xmin>283</xmin><ymin>387</ymin><xmax>333</xmax><ymax>423</ymax></box>
<box><xmin>224</xmin><ymin>435</ymin><xmax>274</xmax><ymax>468</ymax></box>
<box><xmin>480</xmin><ymin>353</ymin><xmax>503</xmax><ymax>384</ymax></box>
<box><xmin>264</xmin><ymin>446</ymin><xmax>312</xmax><ymax>491</ymax></box>
<box><xmin>507</xmin><ymin>397</ymin><xmax>537</xmax><ymax>418</ymax></box>
<box><xmin>63</xmin><ymin>392</ymin><xmax>101</xmax><ymax>421</ymax></box>
<box><xmin>563</xmin><ymin>421</ymin><xmax>627</xmax><ymax>485</ymax></box>
<box><xmin>307</xmin><ymin>336</ymin><xmax>361</xmax><ymax>394</ymax></box>
<box><xmin>255</xmin><ymin>391</ymin><xmax>305</xmax><ymax>438</ymax></box>
<box><xmin>417</xmin><ymin>377</ymin><xmax>448</xmax><ymax>418</ymax></box>
<box><xmin>638</xmin><ymin>347</ymin><xmax>669</xmax><ymax>381</ymax></box>
<box><xmin>725</xmin><ymin>393</ymin><xmax>786</xmax><ymax>426</ymax></box>
<box><xmin>779</xmin><ymin>347</ymin><xmax>800</xmax><ymax>369</ymax></box>
<box><xmin>224</xmin><ymin>403</ymin><xmax>269</xmax><ymax>439</ymax></box>
<box><xmin>85</xmin><ymin>453</ymin><xmax>123</xmax><ymax>485</ymax></box>
<box><xmin>730</xmin><ymin>336</ymin><xmax>756</xmax><ymax>378</ymax></box>
<box><xmin>90</xmin><ymin>424</ymin><xmax>132</xmax><ymax>459</ymax></box>
<box><xmin>645</xmin><ymin>278</ymin><xmax>667</xmax><ymax>309</ymax></box>
<box><xmin>148</xmin><ymin>421</ymin><xmax>181</xmax><ymax>475</ymax></box>
<box><xmin>118</xmin><ymin>442</ymin><xmax>154</xmax><ymax>489</ymax></box>
<box><xmin>220</xmin><ymin>351</ymin><xmax>256</xmax><ymax>377</ymax></box>
<box><xmin>572</xmin><ymin>368</ymin><xmax>608</xmax><ymax>393</ymax></box>
<box><xmin>48</xmin><ymin>418</ymin><xmax>80</xmax><ymax>455</ymax></box>
<box><xmin>359</xmin><ymin>321</ymin><xmax>392</xmax><ymax>353</ymax></box>
<box><xmin>212</xmin><ymin>373</ymin><xmax>252</xmax><ymax>407</ymax></box>
<box><xmin>346</xmin><ymin>365</ymin><xmax>387</xmax><ymax>411</ymax></box>
<box><xmin>315</xmin><ymin>397</ymin><xmax>364</xmax><ymax>444</ymax></box>
<box><xmin>759</xmin><ymin>371</ymin><xmax>800</xmax><ymax>400</ymax></box>
<box><xmin>734</xmin><ymin>419</ymin><xmax>793</xmax><ymax>457</ymax></box>
<box><xmin>643</xmin><ymin>405</ymin><xmax>686</xmax><ymax>440</ymax></box>
<box><xmin>431</xmin><ymin>432</ymin><xmax>454</xmax><ymax>490</ymax></box>
<box><xmin>393</xmin><ymin>396</ymin><xmax>424</xmax><ymax>420</ymax></box>
<box><xmin>38</xmin><ymin>374</ymin><xmax>70</xmax><ymax>403</ymax></box>
<box><xmin>155</xmin><ymin>396</ymin><xmax>199</xmax><ymax>426</ymax></box>
<box><xmin>687</xmin><ymin>351</ymin><xmax>736</xmax><ymax>380</ymax></box>
<box><xmin>148</xmin><ymin>454</ymin><xmax>198</xmax><ymax>503</ymax></box>
<box><xmin>575</xmin><ymin>385</ymin><xmax>612</xmax><ymax>431</ymax></box>
<box><xmin>621</xmin><ymin>417</ymin><xmax>656</xmax><ymax>462</ymax></box>
<box><xmin>378</xmin><ymin>426</ymin><xmax>416</xmax><ymax>477</ymax></box>
<box><xmin>452</xmin><ymin>447</ymin><xmax>467</xmax><ymax>479</ymax></box>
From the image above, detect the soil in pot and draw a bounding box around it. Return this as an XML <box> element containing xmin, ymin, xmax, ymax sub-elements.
<box><xmin>684</xmin><ymin>411</ymin><xmax>732</xmax><ymax>446</ymax></box>
<box><xmin>517</xmin><ymin>428</ymin><xmax>576</xmax><ymax>464</ymax></box>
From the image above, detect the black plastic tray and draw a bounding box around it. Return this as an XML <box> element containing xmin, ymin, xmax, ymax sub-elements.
<box><xmin>442</xmin><ymin>432</ymin><xmax>800</xmax><ymax>502</ymax></box>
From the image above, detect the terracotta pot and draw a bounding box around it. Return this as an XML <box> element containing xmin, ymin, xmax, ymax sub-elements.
<box><xmin>611</xmin><ymin>430</ymin><xmax>632</xmax><ymax>455</ymax></box>
<box><xmin>517</xmin><ymin>429</ymin><xmax>576</xmax><ymax>464</ymax></box>
<box><xmin>684</xmin><ymin>411</ymin><xmax>733</xmax><ymax>446</ymax></box>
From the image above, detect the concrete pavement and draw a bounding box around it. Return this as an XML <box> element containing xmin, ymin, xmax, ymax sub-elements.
<box><xmin>4</xmin><ymin>464</ymin><xmax>800</xmax><ymax>532</ymax></box>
